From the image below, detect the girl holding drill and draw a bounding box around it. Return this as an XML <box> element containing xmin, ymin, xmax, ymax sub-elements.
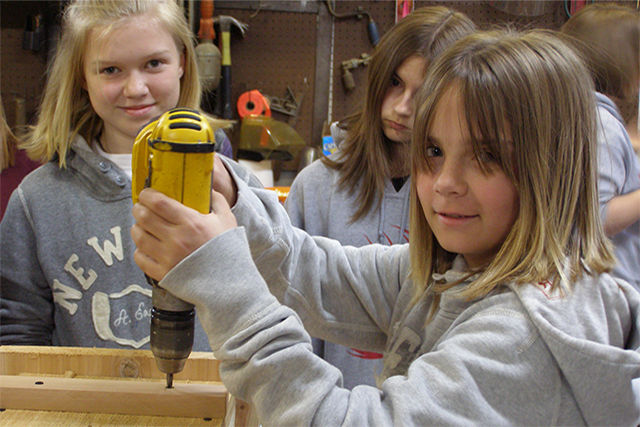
<box><xmin>132</xmin><ymin>29</ymin><xmax>640</xmax><ymax>424</ymax></box>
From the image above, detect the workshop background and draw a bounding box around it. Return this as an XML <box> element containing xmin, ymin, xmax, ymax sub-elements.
<box><xmin>1</xmin><ymin>0</ymin><xmax>637</xmax><ymax>182</ymax></box>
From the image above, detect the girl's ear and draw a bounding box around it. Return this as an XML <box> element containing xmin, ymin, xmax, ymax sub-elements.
<box><xmin>179</xmin><ymin>52</ymin><xmax>185</xmax><ymax>79</ymax></box>
<box><xmin>80</xmin><ymin>63</ymin><xmax>89</xmax><ymax>90</ymax></box>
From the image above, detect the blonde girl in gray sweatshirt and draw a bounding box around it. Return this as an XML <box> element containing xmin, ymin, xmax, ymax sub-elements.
<box><xmin>0</xmin><ymin>0</ymin><xmax>228</xmax><ymax>350</ymax></box>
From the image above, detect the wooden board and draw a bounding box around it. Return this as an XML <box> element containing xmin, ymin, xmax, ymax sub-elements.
<box><xmin>0</xmin><ymin>345</ymin><xmax>220</xmax><ymax>381</ymax></box>
<box><xmin>0</xmin><ymin>375</ymin><xmax>226</xmax><ymax>418</ymax></box>
<box><xmin>0</xmin><ymin>346</ymin><xmax>254</xmax><ymax>425</ymax></box>
<box><xmin>0</xmin><ymin>409</ymin><xmax>222</xmax><ymax>426</ymax></box>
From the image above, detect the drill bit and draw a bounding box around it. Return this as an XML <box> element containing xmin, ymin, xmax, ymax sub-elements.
<box><xmin>166</xmin><ymin>373</ymin><xmax>174</xmax><ymax>389</ymax></box>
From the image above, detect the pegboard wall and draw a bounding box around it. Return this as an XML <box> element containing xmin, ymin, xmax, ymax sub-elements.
<box><xmin>202</xmin><ymin>6</ymin><xmax>318</xmax><ymax>151</ymax></box>
<box><xmin>1</xmin><ymin>2</ymin><xmax>58</xmax><ymax>132</ymax></box>
<box><xmin>2</xmin><ymin>0</ymin><xmax>637</xmax><ymax>173</ymax></box>
<box><xmin>328</xmin><ymin>0</ymin><xmax>569</xmax><ymax>124</ymax></box>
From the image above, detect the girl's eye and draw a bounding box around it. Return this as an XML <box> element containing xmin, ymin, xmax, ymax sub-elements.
<box><xmin>101</xmin><ymin>66</ymin><xmax>118</xmax><ymax>75</ymax></box>
<box><xmin>425</xmin><ymin>146</ymin><xmax>442</xmax><ymax>157</ymax></box>
<box><xmin>148</xmin><ymin>59</ymin><xmax>162</xmax><ymax>68</ymax></box>
<box><xmin>390</xmin><ymin>75</ymin><xmax>401</xmax><ymax>87</ymax></box>
<box><xmin>476</xmin><ymin>150</ymin><xmax>497</xmax><ymax>163</ymax></box>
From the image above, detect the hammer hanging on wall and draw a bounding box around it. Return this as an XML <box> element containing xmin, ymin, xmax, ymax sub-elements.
<box><xmin>214</xmin><ymin>15</ymin><xmax>248</xmax><ymax>119</ymax></box>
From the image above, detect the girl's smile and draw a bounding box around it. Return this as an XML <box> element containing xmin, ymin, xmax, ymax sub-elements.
<box><xmin>120</xmin><ymin>104</ymin><xmax>156</xmax><ymax>117</ymax></box>
<box><xmin>434</xmin><ymin>211</ymin><xmax>479</xmax><ymax>226</ymax></box>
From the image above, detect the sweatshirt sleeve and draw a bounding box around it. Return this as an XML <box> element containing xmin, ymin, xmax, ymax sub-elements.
<box><xmin>0</xmin><ymin>188</ymin><xmax>54</xmax><ymax>344</ymax></box>
<box><xmin>231</xmin><ymin>166</ymin><xmax>410</xmax><ymax>350</ymax></box>
<box><xmin>160</xmin><ymin>233</ymin><xmax>570</xmax><ymax>425</ymax></box>
<box><xmin>596</xmin><ymin>103</ymin><xmax>634</xmax><ymax>220</ymax></box>
<box><xmin>159</xmin><ymin>228</ymin><xmax>351</xmax><ymax>425</ymax></box>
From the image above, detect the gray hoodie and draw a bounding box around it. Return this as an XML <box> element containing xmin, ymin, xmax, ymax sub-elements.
<box><xmin>285</xmin><ymin>123</ymin><xmax>410</xmax><ymax>389</ymax></box>
<box><xmin>0</xmin><ymin>136</ymin><xmax>213</xmax><ymax>350</ymax></box>
<box><xmin>158</xmin><ymin>159</ymin><xmax>640</xmax><ymax>426</ymax></box>
<box><xmin>595</xmin><ymin>92</ymin><xmax>640</xmax><ymax>289</ymax></box>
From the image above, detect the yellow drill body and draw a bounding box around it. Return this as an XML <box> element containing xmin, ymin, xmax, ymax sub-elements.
<box><xmin>132</xmin><ymin>108</ymin><xmax>216</xmax><ymax>387</ymax></box>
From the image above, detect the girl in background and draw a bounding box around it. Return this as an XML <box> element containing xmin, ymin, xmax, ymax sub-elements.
<box><xmin>561</xmin><ymin>3</ymin><xmax>639</xmax><ymax>152</ymax></box>
<box><xmin>561</xmin><ymin>3</ymin><xmax>640</xmax><ymax>289</ymax></box>
<box><xmin>0</xmin><ymin>0</ymin><xmax>226</xmax><ymax>350</ymax></box>
<box><xmin>285</xmin><ymin>6</ymin><xmax>476</xmax><ymax>389</ymax></box>
<box><xmin>132</xmin><ymin>29</ymin><xmax>639</xmax><ymax>425</ymax></box>
<box><xmin>0</xmin><ymin>99</ymin><xmax>39</xmax><ymax>219</ymax></box>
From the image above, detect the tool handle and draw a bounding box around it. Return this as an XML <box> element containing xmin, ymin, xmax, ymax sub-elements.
<box><xmin>201</xmin><ymin>0</ymin><xmax>213</xmax><ymax>18</ymax></box>
<box><xmin>198</xmin><ymin>0</ymin><xmax>215</xmax><ymax>41</ymax></box>
<box><xmin>368</xmin><ymin>18</ymin><xmax>380</xmax><ymax>46</ymax></box>
<box><xmin>222</xmin><ymin>66</ymin><xmax>232</xmax><ymax>119</ymax></box>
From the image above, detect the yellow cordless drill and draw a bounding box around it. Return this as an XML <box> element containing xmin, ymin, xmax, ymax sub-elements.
<box><xmin>132</xmin><ymin>107</ymin><xmax>215</xmax><ymax>388</ymax></box>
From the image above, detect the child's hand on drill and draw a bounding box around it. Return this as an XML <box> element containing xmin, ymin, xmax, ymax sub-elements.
<box><xmin>131</xmin><ymin>187</ymin><xmax>237</xmax><ymax>282</ymax></box>
<box><xmin>213</xmin><ymin>154</ymin><xmax>238</xmax><ymax>207</ymax></box>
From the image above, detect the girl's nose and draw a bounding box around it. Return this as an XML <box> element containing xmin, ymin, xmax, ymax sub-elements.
<box><xmin>394</xmin><ymin>90</ymin><xmax>413</xmax><ymax>117</ymax></box>
<box><xmin>433</xmin><ymin>159</ymin><xmax>467</xmax><ymax>196</ymax></box>
<box><xmin>123</xmin><ymin>71</ymin><xmax>149</xmax><ymax>98</ymax></box>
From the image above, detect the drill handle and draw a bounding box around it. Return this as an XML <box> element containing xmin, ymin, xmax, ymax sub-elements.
<box><xmin>131</xmin><ymin>121</ymin><xmax>156</xmax><ymax>205</ymax></box>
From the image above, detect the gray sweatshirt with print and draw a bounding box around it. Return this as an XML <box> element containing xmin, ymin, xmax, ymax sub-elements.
<box><xmin>0</xmin><ymin>136</ymin><xmax>216</xmax><ymax>350</ymax></box>
<box><xmin>158</xmin><ymin>158</ymin><xmax>640</xmax><ymax>426</ymax></box>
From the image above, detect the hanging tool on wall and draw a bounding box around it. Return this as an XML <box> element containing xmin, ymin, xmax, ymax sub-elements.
<box><xmin>195</xmin><ymin>0</ymin><xmax>221</xmax><ymax>92</ymax></box>
<box><xmin>214</xmin><ymin>15</ymin><xmax>248</xmax><ymax>119</ymax></box>
<box><xmin>23</xmin><ymin>13</ymin><xmax>45</xmax><ymax>52</ymax></box>
<box><xmin>237</xmin><ymin>89</ymin><xmax>271</xmax><ymax>118</ymax></box>
<box><xmin>265</xmin><ymin>84</ymin><xmax>307</xmax><ymax>127</ymax></box>
<box><xmin>235</xmin><ymin>89</ymin><xmax>305</xmax><ymax>162</ymax></box>
<box><xmin>238</xmin><ymin>85</ymin><xmax>307</xmax><ymax>127</ymax></box>
<box><xmin>395</xmin><ymin>0</ymin><xmax>414</xmax><ymax>23</ymax></box>
<box><xmin>341</xmin><ymin>53</ymin><xmax>371</xmax><ymax>92</ymax></box>
<box><xmin>564</xmin><ymin>0</ymin><xmax>588</xmax><ymax>17</ymax></box>
<box><xmin>324</xmin><ymin>0</ymin><xmax>380</xmax><ymax>46</ymax></box>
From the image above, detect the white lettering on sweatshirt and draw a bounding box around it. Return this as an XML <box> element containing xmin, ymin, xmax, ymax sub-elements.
<box><xmin>64</xmin><ymin>253</ymin><xmax>97</xmax><ymax>290</ymax></box>
<box><xmin>87</xmin><ymin>226</ymin><xmax>124</xmax><ymax>266</ymax></box>
<box><xmin>52</xmin><ymin>278</ymin><xmax>82</xmax><ymax>315</ymax></box>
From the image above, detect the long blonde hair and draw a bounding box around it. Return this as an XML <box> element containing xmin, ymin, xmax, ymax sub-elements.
<box><xmin>409</xmin><ymin>30</ymin><xmax>615</xmax><ymax>305</ymax></box>
<box><xmin>1</xmin><ymin>100</ymin><xmax>17</xmax><ymax>171</ymax></box>
<box><xmin>22</xmin><ymin>0</ymin><xmax>201</xmax><ymax>168</ymax></box>
<box><xmin>324</xmin><ymin>6</ymin><xmax>476</xmax><ymax>222</ymax></box>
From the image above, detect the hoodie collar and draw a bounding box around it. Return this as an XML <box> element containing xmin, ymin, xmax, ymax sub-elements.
<box><xmin>512</xmin><ymin>277</ymin><xmax>640</xmax><ymax>425</ymax></box>
<box><xmin>595</xmin><ymin>92</ymin><xmax>624</xmax><ymax>123</ymax></box>
<box><xmin>68</xmin><ymin>135</ymin><xmax>131</xmax><ymax>199</ymax></box>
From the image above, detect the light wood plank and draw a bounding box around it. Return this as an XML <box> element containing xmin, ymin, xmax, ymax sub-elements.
<box><xmin>0</xmin><ymin>409</ymin><xmax>223</xmax><ymax>426</ymax></box>
<box><xmin>0</xmin><ymin>345</ymin><xmax>220</xmax><ymax>381</ymax></box>
<box><xmin>0</xmin><ymin>375</ymin><xmax>227</xmax><ymax>419</ymax></box>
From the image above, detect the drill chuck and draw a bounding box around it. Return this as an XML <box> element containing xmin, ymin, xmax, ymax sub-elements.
<box><xmin>149</xmin><ymin>284</ymin><xmax>195</xmax><ymax>378</ymax></box>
